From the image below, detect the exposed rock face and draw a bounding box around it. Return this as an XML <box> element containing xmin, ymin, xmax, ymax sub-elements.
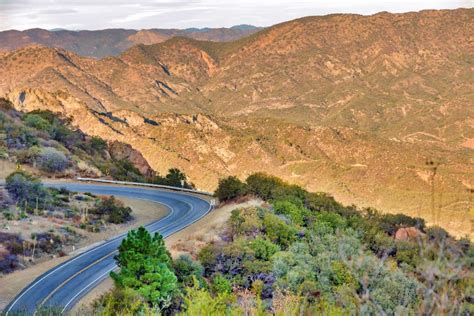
<box><xmin>0</xmin><ymin>9</ymin><xmax>472</xmax><ymax>237</ymax></box>
<box><xmin>108</xmin><ymin>141</ymin><xmax>154</xmax><ymax>177</ymax></box>
<box><xmin>395</xmin><ymin>227</ymin><xmax>424</xmax><ymax>241</ymax></box>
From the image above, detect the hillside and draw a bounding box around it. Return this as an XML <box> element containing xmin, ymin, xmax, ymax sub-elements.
<box><xmin>86</xmin><ymin>173</ymin><xmax>474</xmax><ymax>315</ymax></box>
<box><xmin>0</xmin><ymin>9</ymin><xmax>472</xmax><ymax>237</ymax></box>
<box><xmin>0</xmin><ymin>26</ymin><xmax>262</xmax><ymax>58</ymax></box>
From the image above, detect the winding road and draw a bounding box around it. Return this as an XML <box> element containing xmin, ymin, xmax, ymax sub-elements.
<box><xmin>4</xmin><ymin>182</ymin><xmax>213</xmax><ymax>315</ymax></box>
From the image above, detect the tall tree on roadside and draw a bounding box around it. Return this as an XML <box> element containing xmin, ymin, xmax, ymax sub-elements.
<box><xmin>111</xmin><ymin>226</ymin><xmax>177</xmax><ymax>309</ymax></box>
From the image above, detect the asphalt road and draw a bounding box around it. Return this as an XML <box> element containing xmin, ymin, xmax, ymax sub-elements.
<box><xmin>4</xmin><ymin>183</ymin><xmax>212</xmax><ymax>315</ymax></box>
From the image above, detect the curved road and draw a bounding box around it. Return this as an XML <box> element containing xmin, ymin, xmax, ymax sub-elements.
<box><xmin>5</xmin><ymin>183</ymin><xmax>212</xmax><ymax>315</ymax></box>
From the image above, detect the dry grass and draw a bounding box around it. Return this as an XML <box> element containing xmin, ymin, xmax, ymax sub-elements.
<box><xmin>0</xmin><ymin>197</ymin><xmax>168</xmax><ymax>311</ymax></box>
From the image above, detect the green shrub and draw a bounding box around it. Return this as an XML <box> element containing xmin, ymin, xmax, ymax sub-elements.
<box><xmin>379</xmin><ymin>213</ymin><xmax>426</xmax><ymax>235</ymax></box>
<box><xmin>249</xmin><ymin>236</ymin><xmax>280</xmax><ymax>260</ymax></box>
<box><xmin>214</xmin><ymin>176</ymin><xmax>247</xmax><ymax>202</ymax></box>
<box><xmin>93</xmin><ymin>287</ymin><xmax>154</xmax><ymax>315</ymax></box>
<box><xmin>179</xmin><ymin>281</ymin><xmax>240</xmax><ymax>315</ymax></box>
<box><xmin>263</xmin><ymin>212</ymin><xmax>297</xmax><ymax>248</ymax></box>
<box><xmin>150</xmin><ymin>168</ymin><xmax>194</xmax><ymax>189</ymax></box>
<box><xmin>90</xmin><ymin>136</ymin><xmax>108</xmax><ymax>152</ymax></box>
<box><xmin>173</xmin><ymin>254</ymin><xmax>205</xmax><ymax>288</ymax></box>
<box><xmin>395</xmin><ymin>241</ymin><xmax>420</xmax><ymax>267</ymax></box>
<box><xmin>23</xmin><ymin>114</ymin><xmax>52</xmax><ymax>132</ymax></box>
<box><xmin>229</xmin><ymin>207</ymin><xmax>264</xmax><ymax>237</ymax></box>
<box><xmin>211</xmin><ymin>274</ymin><xmax>232</xmax><ymax>295</ymax></box>
<box><xmin>246</xmin><ymin>172</ymin><xmax>284</xmax><ymax>200</ymax></box>
<box><xmin>272</xmin><ymin>200</ymin><xmax>306</xmax><ymax>226</ymax></box>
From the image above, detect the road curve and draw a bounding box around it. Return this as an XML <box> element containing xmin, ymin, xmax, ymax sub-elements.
<box><xmin>4</xmin><ymin>183</ymin><xmax>212</xmax><ymax>315</ymax></box>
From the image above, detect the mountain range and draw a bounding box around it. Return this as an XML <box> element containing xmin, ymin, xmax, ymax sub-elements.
<box><xmin>0</xmin><ymin>25</ymin><xmax>262</xmax><ymax>58</ymax></box>
<box><xmin>0</xmin><ymin>8</ymin><xmax>472</xmax><ymax>237</ymax></box>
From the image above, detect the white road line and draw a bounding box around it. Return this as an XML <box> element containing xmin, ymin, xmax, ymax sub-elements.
<box><xmin>61</xmin><ymin>200</ymin><xmax>213</xmax><ymax>313</ymax></box>
<box><xmin>61</xmin><ymin>266</ymin><xmax>116</xmax><ymax>313</ymax></box>
<box><xmin>6</xmin><ymin>192</ymin><xmax>175</xmax><ymax>313</ymax></box>
<box><xmin>6</xmin><ymin>183</ymin><xmax>212</xmax><ymax>314</ymax></box>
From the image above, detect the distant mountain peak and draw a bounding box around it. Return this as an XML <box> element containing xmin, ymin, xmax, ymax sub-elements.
<box><xmin>230</xmin><ymin>24</ymin><xmax>260</xmax><ymax>31</ymax></box>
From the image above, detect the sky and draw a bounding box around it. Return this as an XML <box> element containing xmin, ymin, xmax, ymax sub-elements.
<box><xmin>0</xmin><ymin>0</ymin><xmax>472</xmax><ymax>31</ymax></box>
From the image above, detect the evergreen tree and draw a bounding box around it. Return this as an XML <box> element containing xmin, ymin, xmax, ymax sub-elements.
<box><xmin>111</xmin><ymin>227</ymin><xmax>177</xmax><ymax>309</ymax></box>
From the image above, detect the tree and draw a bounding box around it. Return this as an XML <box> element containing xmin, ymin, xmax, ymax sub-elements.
<box><xmin>214</xmin><ymin>176</ymin><xmax>247</xmax><ymax>202</ymax></box>
<box><xmin>165</xmin><ymin>168</ymin><xmax>194</xmax><ymax>189</ymax></box>
<box><xmin>5</xmin><ymin>171</ymin><xmax>49</xmax><ymax>206</ymax></box>
<box><xmin>111</xmin><ymin>227</ymin><xmax>177</xmax><ymax>309</ymax></box>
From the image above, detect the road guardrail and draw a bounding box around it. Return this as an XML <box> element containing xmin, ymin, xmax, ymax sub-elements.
<box><xmin>76</xmin><ymin>177</ymin><xmax>214</xmax><ymax>197</ymax></box>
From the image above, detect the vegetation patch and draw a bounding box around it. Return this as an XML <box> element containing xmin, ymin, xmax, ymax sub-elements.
<box><xmin>85</xmin><ymin>173</ymin><xmax>474</xmax><ymax>315</ymax></box>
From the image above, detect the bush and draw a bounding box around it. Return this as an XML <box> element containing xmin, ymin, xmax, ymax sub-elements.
<box><xmin>37</xmin><ymin>147</ymin><xmax>70</xmax><ymax>173</ymax></box>
<box><xmin>263</xmin><ymin>212</ymin><xmax>297</xmax><ymax>248</ymax></box>
<box><xmin>5</xmin><ymin>171</ymin><xmax>49</xmax><ymax>206</ymax></box>
<box><xmin>272</xmin><ymin>200</ymin><xmax>308</xmax><ymax>226</ymax></box>
<box><xmin>90</xmin><ymin>136</ymin><xmax>107</xmax><ymax>152</ymax></box>
<box><xmin>173</xmin><ymin>254</ymin><xmax>205</xmax><ymax>287</ymax></box>
<box><xmin>249</xmin><ymin>237</ymin><xmax>280</xmax><ymax>260</ymax></box>
<box><xmin>211</xmin><ymin>274</ymin><xmax>232</xmax><ymax>295</ymax></box>
<box><xmin>246</xmin><ymin>172</ymin><xmax>285</xmax><ymax>200</ymax></box>
<box><xmin>151</xmin><ymin>168</ymin><xmax>195</xmax><ymax>189</ymax></box>
<box><xmin>214</xmin><ymin>176</ymin><xmax>247</xmax><ymax>202</ymax></box>
<box><xmin>23</xmin><ymin>114</ymin><xmax>52</xmax><ymax>132</ymax></box>
<box><xmin>179</xmin><ymin>281</ymin><xmax>240</xmax><ymax>315</ymax></box>
<box><xmin>15</xmin><ymin>146</ymin><xmax>41</xmax><ymax>164</ymax></box>
<box><xmin>379</xmin><ymin>213</ymin><xmax>426</xmax><ymax>235</ymax></box>
<box><xmin>93</xmin><ymin>287</ymin><xmax>153</xmax><ymax>315</ymax></box>
<box><xmin>91</xmin><ymin>196</ymin><xmax>132</xmax><ymax>224</ymax></box>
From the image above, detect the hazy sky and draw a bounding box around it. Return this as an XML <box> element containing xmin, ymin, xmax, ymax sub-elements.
<box><xmin>0</xmin><ymin>0</ymin><xmax>472</xmax><ymax>31</ymax></box>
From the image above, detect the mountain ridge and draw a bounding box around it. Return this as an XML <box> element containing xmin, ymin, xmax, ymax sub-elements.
<box><xmin>0</xmin><ymin>8</ymin><xmax>472</xmax><ymax>237</ymax></box>
<box><xmin>0</xmin><ymin>26</ymin><xmax>263</xmax><ymax>58</ymax></box>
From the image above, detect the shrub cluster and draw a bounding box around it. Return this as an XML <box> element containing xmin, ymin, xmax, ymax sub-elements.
<box><xmin>90</xmin><ymin>196</ymin><xmax>132</xmax><ymax>224</ymax></box>
<box><xmin>5</xmin><ymin>171</ymin><xmax>49</xmax><ymax>207</ymax></box>
<box><xmin>90</xmin><ymin>173</ymin><xmax>473</xmax><ymax>315</ymax></box>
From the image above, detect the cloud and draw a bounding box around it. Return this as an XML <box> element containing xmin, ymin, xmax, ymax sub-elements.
<box><xmin>0</xmin><ymin>0</ymin><xmax>470</xmax><ymax>31</ymax></box>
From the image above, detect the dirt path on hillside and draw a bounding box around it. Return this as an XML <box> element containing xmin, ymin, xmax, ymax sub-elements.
<box><xmin>0</xmin><ymin>197</ymin><xmax>168</xmax><ymax>311</ymax></box>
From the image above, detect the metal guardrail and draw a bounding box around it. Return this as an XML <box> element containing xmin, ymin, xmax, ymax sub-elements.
<box><xmin>76</xmin><ymin>177</ymin><xmax>214</xmax><ymax>197</ymax></box>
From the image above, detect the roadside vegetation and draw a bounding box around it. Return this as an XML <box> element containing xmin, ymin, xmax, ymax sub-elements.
<box><xmin>0</xmin><ymin>98</ymin><xmax>193</xmax><ymax>188</ymax></box>
<box><xmin>82</xmin><ymin>173</ymin><xmax>473</xmax><ymax>315</ymax></box>
<box><xmin>0</xmin><ymin>170</ymin><xmax>137</xmax><ymax>275</ymax></box>
<box><xmin>0</xmin><ymin>98</ymin><xmax>195</xmax><ymax>278</ymax></box>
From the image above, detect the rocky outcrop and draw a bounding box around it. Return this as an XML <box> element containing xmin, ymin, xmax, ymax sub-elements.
<box><xmin>108</xmin><ymin>141</ymin><xmax>154</xmax><ymax>177</ymax></box>
<box><xmin>395</xmin><ymin>227</ymin><xmax>424</xmax><ymax>241</ymax></box>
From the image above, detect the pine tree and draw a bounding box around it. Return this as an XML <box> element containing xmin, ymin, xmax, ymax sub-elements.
<box><xmin>111</xmin><ymin>226</ymin><xmax>177</xmax><ymax>309</ymax></box>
